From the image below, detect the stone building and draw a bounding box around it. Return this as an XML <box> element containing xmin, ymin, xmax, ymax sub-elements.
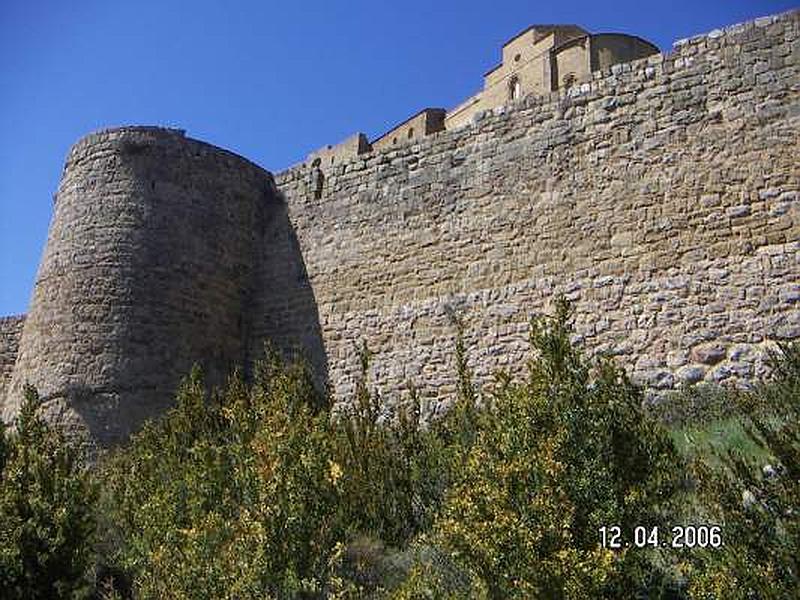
<box><xmin>308</xmin><ymin>23</ymin><xmax>659</xmax><ymax>162</ymax></box>
<box><xmin>304</xmin><ymin>109</ymin><xmax>447</xmax><ymax>167</ymax></box>
<box><xmin>306</xmin><ymin>133</ymin><xmax>370</xmax><ymax>169</ymax></box>
<box><xmin>446</xmin><ymin>25</ymin><xmax>658</xmax><ymax>128</ymax></box>
<box><xmin>371</xmin><ymin>108</ymin><xmax>446</xmax><ymax>152</ymax></box>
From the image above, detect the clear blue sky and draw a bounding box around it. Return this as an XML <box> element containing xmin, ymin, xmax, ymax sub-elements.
<box><xmin>1</xmin><ymin>0</ymin><xmax>795</xmax><ymax>316</ymax></box>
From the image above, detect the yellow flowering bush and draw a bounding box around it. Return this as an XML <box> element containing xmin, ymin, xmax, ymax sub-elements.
<box><xmin>425</xmin><ymin>298</ymin><xmax>685</xmax><ymax>598</ymax></box>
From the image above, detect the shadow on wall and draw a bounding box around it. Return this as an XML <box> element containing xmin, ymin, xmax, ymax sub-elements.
<box><xmin>248</xmin><ymin>188</ymin><xmax>329</xmax><ymax>392</ymax></box>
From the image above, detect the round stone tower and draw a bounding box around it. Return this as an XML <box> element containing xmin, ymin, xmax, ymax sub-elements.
<box><xmin>3</xmin><ymin>126</ymin><xmax>276</xmax><ymax>451</ymax></box>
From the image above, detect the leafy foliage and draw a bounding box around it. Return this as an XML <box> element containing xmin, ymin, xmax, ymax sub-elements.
<box><xmin>2</xmin><ymin>298</ymin><xmax>798</xmax><ymax>599</ymax></box>
<box><xmin>334</xmin><ymin>343</ymin><xmax>449</xmax><ymax>548</ymax></box>
<box><xmin>687</xmin><ymin>343</ymin><xmax>800</xmax><ymax>599</ymax></box>
<box><xmin>0</xmin><ymin>387</ymin><xmax>96</xmax><ymax>599</ymax></box>
<box><xmin>97</xmin><ymin>356</ymin><xmax>341</xmax><ymax>598</ymax></box>
<box><xmin>429</xmin><ymin>298</ymin><xmax>685</xmax><ymax>598</ymax></box>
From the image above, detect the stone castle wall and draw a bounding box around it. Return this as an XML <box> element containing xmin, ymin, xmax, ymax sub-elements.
<box><xmin>2</xmin><ymin>127</ymin><xmax>295</xmax><ymax>450</ymax></box>
<box><xmin>276</xmin><ymin>10</ymin><xmax>799</xmax><ymax>407</ymax></box>
<box><xmin>0</xmin><ymin>316</ymin><xmax>25</xmax><ymax>403</ymax></box>
<box><xmin>1</xmin><ymin>12</ymin><xmax>797</xmax><ymax>447</ymax></box>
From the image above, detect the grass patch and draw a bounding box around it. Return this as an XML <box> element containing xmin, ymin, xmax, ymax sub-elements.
<box><xmin>669</xmin><ymin>415</ymin><xmax>779</xmax><ymax>467</ymax></box>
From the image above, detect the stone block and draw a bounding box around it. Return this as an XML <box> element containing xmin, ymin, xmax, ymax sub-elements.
<box><xmin>676</xmin><ymin>365</ymin><xmax>705</xmax><ymax>384</ymax></box>
<box><xmin>690</xmin><ymin>343</ymin><xmax>727</xmax><ymax>365</ymax></box>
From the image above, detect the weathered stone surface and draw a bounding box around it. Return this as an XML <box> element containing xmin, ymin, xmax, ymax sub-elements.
<box><xmin>3</xmin><ymin>127</ymin><xmax>324</xmax><ymax>452</ymax></box>
<box><xmin>690</xmin><ymin>344</ymin><xmax>728</xmax><ymax>366</ymax></box>
<box><xmin>276</xmin><ymin>10</ymin><xmax>799</xmax><ymax>407</ymax></box>
<box><xmin>676</xmin><ymin>365</ymin><xmax>705</xmax><ymax>384</ymax></box>
<box><xmin>0</xmin><ymin>11</ymin><xmax>798</xmax><ymax>448</ymax></box>
<box><xmin>0</xmin><ymin>316</ymin><xmax>25</xmax><ymax>402</ymax></box>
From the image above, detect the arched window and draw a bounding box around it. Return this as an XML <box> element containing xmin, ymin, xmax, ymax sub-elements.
<box><xmin>408</xmin><ymin>127</ymin><xmax>414</xmax><ymax>139</ymax></box>
<box><xmin>508</xmin><ymin>75</ymin><xmax>521</xmax><ymax>101</ymax></box>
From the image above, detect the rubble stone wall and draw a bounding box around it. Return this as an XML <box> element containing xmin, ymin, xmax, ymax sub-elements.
<box><xmin>2</xmin><ymin>127</ymin><xmax>283</xmax><ymax>450</ymax></box>
<box><xmin>1</xmin><ymin>12</ymin><xmax>797</xmax><ymax>447</ymax></box>
<box><xmin>0</xmin><ymin>316</ymin><xmax>25</xmax><ymax>404</ymax></box>
<box><xmin>276</xmin><ymin>11</ymin><xmax>800</xmax><ymax>407</ymax></box>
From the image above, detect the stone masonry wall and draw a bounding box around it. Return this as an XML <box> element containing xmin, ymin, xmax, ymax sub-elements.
<box><xmin>276</xmin><ymin>11</ymin><xmax>800</xmax><ymax>409</ymax></box>
<box><xmin>3</xmin><ymin>127</ymin><xmax>285</xmax><ymax>450</ymax></box>
<box><xmin>0</xmin><ymin>12</ymin><xmax>797</xmax><ymax>445</ymax></box>
<box><xmin>0</xmin><ymin>316</ymin><xmax>25</xmax><ymax>404</ymax></box>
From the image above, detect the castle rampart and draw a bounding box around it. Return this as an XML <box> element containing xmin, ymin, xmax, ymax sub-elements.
<box><xmin>2</xmin><ymin>127</ymin><xmax>290</xmax><ymax>450</ymax></box>
<box><xmin>1</xmin><ymin>11</ymin><xmax>798</xmax><ymax>448</ymax></box>
<box><xmin>276</xmin><ymin>10</ymin><xmax>799</xmax><ymax>406</ymax></box>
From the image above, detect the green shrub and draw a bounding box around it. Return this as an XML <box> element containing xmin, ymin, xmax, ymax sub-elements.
<box><xmin>687</xmin><ymin>343</ymin><xmax>800</xmax><ymax>599</ymax></box>
<box><xmin>0</xmin><ymin>387</ymin><xmax>97</xmax><ymax>599</ymax></box>
<box><xmin>428</xmin><ymin>298</ymin><xmax>686</xmax><ymax>599</ymax></box>
<box><xmin>333</xmin><ymin>343</ymin><xmax>451</xmax><ymax>549</ymax></box>
<box><xmin>98</xmin><ymin>354</ymin><xmax>343</xmax><ymax>598</ymax></box>
<box><xmin>5</xmin><ymin>299</ymin><xmax>798</xmax><ymax>599</ymax></box>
